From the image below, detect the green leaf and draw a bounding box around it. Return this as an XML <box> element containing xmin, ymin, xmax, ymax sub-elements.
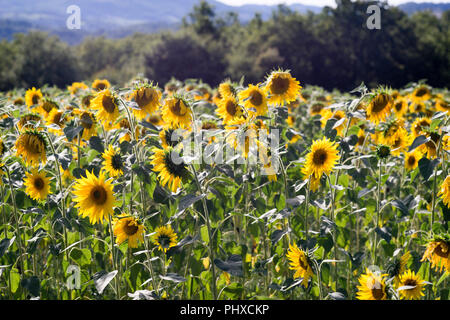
<box><xmin>63</xmin><ymin>125</ymin><xmax>83</xmax><ymax>142</ymax></box>
<box><xmin>89</xmin><ymin>136</ymin><xmax>104</xmax><ymax>154</ymax></box>
<box><xmin>21</xmin><ymin>276</ymin><xmax>40</xmax><ymax>297</ymax></box>
<box><xmin>10</xmin><ymin>268</ymin><xmax>20</xmax><ymax>293</ymax></box>
<box><xmin>93</xmin><ymin>270</ymin><xmax>118</xmax><ymax>294</ymax></box>
<box><xmin>223</xmin><ymin>283</ymin><xmax>243</xmax><ymax>299</ymax></box>
<box><xmin>159</xmin><ymin>273</ymin><xmax>186</xmax><ymax>283</ymax></box>
<box><xmin>0</xmin><ymin>236</ymin><xmax>15</xmax><ymax>258</ymax></box>
<box><xmin>408</xmin><ymin>135</ymin><xmax>429</xmax><ymax>152</ymax></box>
<box><xmin>418</xmin><ymin>157</ymin><xmax>439</xmax><ymax>181</ymax></box>
<box><xmin>70</xmin><ymin>248</ymin><xmax>92</xmax><ymax>266</ymax></box>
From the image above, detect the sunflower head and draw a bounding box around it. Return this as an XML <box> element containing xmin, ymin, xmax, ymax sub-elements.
<box><xmin>45</xmin><ymin>109</ymin><xmax>66</xmax><ymax>134</ymax></box>
<box><xmin>265</xmin><ymin>70</ymin><xmax>301</xmax><ymax>106</ymax></box>
<box><xmin>397</xmin><ymin>270</ymin><xmax>427</xmax><ymax>300</ymax></box>
<box><xmin>238</xmin><ymin>84</ymin><xmax>268</xmax><ymax>117</ymax></box>
<box><xmin>150</xmin><ymin>147</ymin><xmax>191</xmax><ymax>193</ymax></box>
<box><xmin>17</xmin><ymin>114</ymin><xmax>42</xmax><ymax>131</ymax></box>
<box><xmin>113</xmin><ymin>214</ymin><xmax>145</xmax><ymax>248</ymax></box>
<box><xmin>356</xmin><ymin>268</ymin><xmax>389</xmax><ymax>300</ymax></box>
<box><xmin>76</xmin><ymin>110</ymin><xmax>97</xmax><ymax>140</ymax></box>
<box><xmin>421</xmin><ymin>238</ymin><xmax>450</xmax><ymax>273</ymax></box>
<box><xmin>302</xmin><ymin>137</ymin><xmax>340</xmax><ymax>179</ymax></box>
<box><xmin>72</xmin><ymin>170</ymin><xmax>116</xmax><ymax>225</ymax></box>
<box><xmin>102</xmin><ymin>145</ymin><xmax>124</xmax><ymax>177</ymax></box>
<box><xmin>68</xmin><ymin>82</ymin><xmax>88</xmax><ymax>95</ymax></box>
<box><xmin>404</xmin><ymin>150</ymin><xmax>422</xmax><ymax>171</ymax></box>
<box><xmin>92</xmin><ymin>79</ymin><xmax>111</xmax><ymax>92</ymax></box>
<box><xmin>161</xmin><ymin>95</ymin><xmax>193</xmax><ymax>129</ymax></box>
<box><xmin>23</xmin><ymin>169</ymin><xmax>52</xmax><ymax>202</ymax></box>
<box><xmin>153</xmin><ymin>225</ymin><xmax>178</xmax><ymax>253</ymax></box>
<box><xmin>37</xmin><ymin>99</ymin><xmax>59</xmax><ymax>117</ymax></box>
<box><xmin>366</xmin><ymin>92</ymin><xmax>393</xmax><ymax>124</ymax></box>
<box><xmin>387</xmin><ymin>251</ymin><xmax>411</xmax><ymax>287</ymax></box>
<box><xmin>131</xmin><ymin>84</ymin><xmax>162</xmax><ymax>120</ymax></box>
<box><xmin>90</xmin><ymin>89</ymin><xmax>120</xmax><ymax>129</ymax></box>
<box><xmin>25</xmin><ymin>87</ymin><xmax>43</xmax><ymax>108</ymax></box>
<box><xmin>15</xmin><ymin>130</ymin><xmax>47</xmax><ymax>167</ymax></box>
<box><xmin>216</xmin><ymin>96</ymin><xmax>245</xmax><ymax>125</ymax></box>
<box><xmin>286</xmin><ymin>242</ymin><xmax>314</xmax><ymax>287</ymax></box>
<box><xmin>218</xmin><ymin>81</ymin><xmax>237</xmax><ymax>99</ymax></box>
<box><xmin>410</xmin><ymin>85</ymin><xmax>431</xmax><ymax>104</ymax></box>
<box><xmin>376</xmin><ymin>145</ymin><xmax>391</xmax><ymax>159</ymax></box>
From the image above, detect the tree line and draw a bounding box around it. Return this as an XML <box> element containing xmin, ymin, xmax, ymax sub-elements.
<box><xmin>0</xmin><ymin>0</ymin><xmax>448</xmax><ymax>92</ymax></box>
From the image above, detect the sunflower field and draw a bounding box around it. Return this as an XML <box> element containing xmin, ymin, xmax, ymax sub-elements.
<box><xmin>0</xmin><ymin>70</ymin><xmax>449</xmax><ymax>301</ymax></box>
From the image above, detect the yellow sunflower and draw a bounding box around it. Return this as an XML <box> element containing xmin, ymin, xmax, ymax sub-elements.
<box><xmin>45</xmin><ymin>109</ymin><xmax>65</xmax><ymax>135</ymax></box>
<box><xmin>148</xmin><ymin>111</ymin><xmax>164</xmax><ymax>127</ymax></box>
<box><xmin>386</xmin><ymin>127</ymin><xmax>411</xmax><ymax>156</ymax></box>
<box><xmin>131</xmin><ymin>85</ymin><xmax>162</xmax><ymax>120</ymax></box>
<box><xmin>265</xmin><ymin>70</ymin><xmax>301</xmax><ymax>106</ymax></box>
<box><xmin>159</xmin><ymin>128</ymin><xmax>186</xmax><ymax>149</ymax></box>
<box><xmin>17</xmin><ymin>114</ymin><xmax>42</xmax><ymax>132</ymax></box>
<box><xmin>392</xmin><ymin>98</ymin><xmax>408</xmax><ymax>118</ymax></box>
<box><xmin>366</xmin><ymin>92</ymin><xmax>393</xmax><ymax>124</ymax></box>
<box><xmin>356</xmin><ymin>268</ymin><xmax>389</xmax><ymax>300</ymax></box>
<box><xmin>388</xmin><ymin>251</ymin><xmax>411</xmax><ymax>288</ymax></box>
<box><xmin>438</xmin><ymin>175</ymin><xmax>450</xmax><ymax>208</ymax></box>
<box><xmin>404</xmin><ymin>150</ymin><xmax>422</xmax><ymax>171</ymax></box>
<box><xmin>68</xmin><ymin>82</ymin><xmax>88</xmax><ymax>95</ymax></box>
<box><xmin>302</xmin><ymin>137</ymin><xmax>340</xmax><ymax>179</ymax></box>
<box><xmin>411</xmin><ymin>117</ymin><xmax>431</xmax><ymax>138</ymax></box>
<box><xmin>15</xmin><ymin>130</ymin><xmax>47</xmax><ymax>167</ymax></box>
<box><xmin>92</xmin><ymin>79</ymin><xmax>111</xmax><ymax>92</ymax></box>
<box><xmin>286</xmin><ymin>242</ymin><xmax>314</xmax><ymax>288</ymax></box>
<box><xmin>436</xmin><ymin>99</ymin><xmax>449</xmax><ymax>113</ymax></box>
<box><xmin>102</xmin><ymin>145</ymin><xmax>124</xmax><ymax>177</ymax></box>
<box><xmin>153</xmin><ymin>225</ymin><xmax>178</xmax><ymax>253</ymax></box>
<box><xmin>218</xmin><ymin>81</ymin><xmax>236</xmax><ymax>99</ymax></box>
<box><xmin>81</xmin><ymin>94</ymin><xmax>94</xmax><ymax>109</ymax></box>
<box><xmin>216</xmin><ymin>96</ymin><xmax>245</xmax><ymax>125</ymax></box>
<box><xmin>310</xmin><ymin>102</ymin><xmax>326</xmax><ymax>116</ymax></box>
<box><xmin>421</xmin><ymin>239</ymin><xmax>450</xmax><ymax>273</ymax></box>
<box><xmin>23</xmin><ymin>169</ymin><xmax>52</xmax><ymax>201</ymax></box>
<box><xmin>397</xmin><ymin>270</ymin><xmax>426</xmax><ymax>300</ymax></box>
<box><xmin>72</xmin><ymin>170</ymin><xmax>116</xmax><ymax>224</ymax></box>
<box><xmin>161</xmin><ymin>96</ymin><xmax>193</xmax><ymax>129</ymax></box>
<box><xmin>409</xmin><ymin>85</ymin><xmax>432</xmax><ymax>105</ymax></box>
<box><xmin>113</xmin><ymin>214</ymin><xmax>145</xmax><ymax>248</ymax></box>
<box><xmin>90</xmin><ymin>89</ymin><xmax>120</xmax><ymax>129</ymax></box>
<box><xmin>25</xmin><ymin>87</ymin><xmax>43</xmax><ymax>108</ymax></box>
<box><xmin>320</xmin><ymin>109</ymin><xmax>346</xmax><ymax>136</ymax></box>
<box><xmin>36</xmin><ymin>99</ymin><xmax>58</xmax><ymax>117</ymax></box>
<box><xmin>77</xmin><ymin>110</ymin><xmax>97</xmax><ymax>141</ymax></box>
<box><xmin>238</xmin><ymin>84</ymin><xmax>268</xmax><ymax>116</ymax></box>
<box><xmin>150</xmin><ymin>147</ymin><xmax>190</xmax><ymax>193</ymax></box>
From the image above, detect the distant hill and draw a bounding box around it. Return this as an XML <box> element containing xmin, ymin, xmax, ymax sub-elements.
<box><xmin>0</xmin><ymin>1</ymin><xmax>448</xmax><ymax>44</ymax></box>
<box><xmin>397</xmin><ymin>2</ymin><xmax>450</xmax><ymax>16</ymax></box>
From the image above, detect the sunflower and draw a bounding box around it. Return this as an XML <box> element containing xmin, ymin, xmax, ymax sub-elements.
<box><xmin>161</xmin><ymin>96</ymin><xmax>193</xmax><ymax>129</ymax></box>
<box><xmin>421</xmin><ymin>239</ymin><xmax>450</xmax><ymax>273</ymax></box>
<box><xmin>25</xmin><ymin>87</ymin><xmax>43</xmax><ymax>108</ymax></box>
<box><xmin>77</xmin><ymin>110</ymin><xmax>97</xmax><ymax>141</ymax></box>
<box><xmin>218</xmin><ymin>81</ymin><xmax>236</xmax><ymax>99</ymax></box>
<box><xmin>409</xmin><ymin>85</ymin><xmax>431</xmax><ymax>105</ymax></box>
<box><xmin>411</xmin><ymin>117</ymin><xmax>431</xmax><ymax>138</ymax></box>
<box><xmin>310</xmin><ymin>102</ymin><xmax>326</xmax><ymax>116</ymax></box>
<box><xmin>81</xmin><ymin>94</ymin><xmax>94</xmax><ymax>109</ymax></box>
<box><xmin>113</xmin><ymin>214</ymin><xmax>145</xmax><ymax>248</ymax></box>
<box><xmin>36</xmin><ymin>99</ymin><xmax>58</xmax><ymax>117</ymax></box>
<box><xmin>286</xmin><ymin>242</ymin><xmax>314</xmax><ymax>288</ymax></box>
<box><xmin>265</xmin><ymin>70</ymin><xmax>301</xmax><ymax>106</ymax></box>
<box><xmin>387</xmin><ymin>127</ymin><xmax>411</xmax><ymax>156</ymax></box>
<box><xmin>90</xmin><ymin>89</ymin><xmax>120</xmax><ymax>129</ymax></box>
<box><xmin>131</xmin><ymin>85</ymin><xmax>162</xmax><ymax>121</ymax></box>
<box><xmin>153</xmin><ymin>225</ymin><xmax>178</xmax><ymax>253</ymax></box>
<box><xmin>102</xmin><ymin>145</ymin><xmax>124</xmax><ymax>177</ymax></box>
<box><xmin>23</xmin><ymin>169</ymin><xmax>52</xmax><ymax>201</ymax></box>
<box><xmin>72</xmin><ymin>170</ymin><xmax>116</xmax><ymax>224</ymax></box>
<box><xmin>356</xmin><ymin>268</ymin><xmax>389</xmax><ymax>300</ymax></box>
<box><xmin>404</xmin><ymin>150</ymin><xmax>422</xmax><ymax>171</ymax></box>
<box><xmin>438</xmin><ymin>175</ymin><xmax>450</xmax><ymax>208</ymax></box>
<box><xmin>150</xmin><ymin>147</ymin><xmax>190</xmax><ymax>193</ymax></box>
<box><xmin>366</xmin><ymin>92</ymin><xmax>393</xmax><ymax>124</ymax></box>
<box><xmin>92</xmin><ymin>79</ymin><xmax>111</xmax><ymax>92</ymax></box>
<box><xmin>354</xmin><ymin>128</ymin><xmax>367</xmax><ymax>151</ymax></box>
<box><xmin>15</xmin><ymin>130</ymin><xmax>47</xmax><ymax>167</ymax></box>
<box><xmin>420</xmin><ymin>132</ymin><xmax>441</xmax><ymax>159</ymax></box>
<box><xmin>159</xmin><ymin>128</ymin><xmax>186</xmax><ymax>149</ymax></box>
<box><xmin>148</xmin><ymin>112</ymin><xmax>164</xmax><ymax>127</ymax></box>
<box><xmin>216</xmin><ymin>96</ymin><xmax>245</xmax><ymax>125</ymax></box>
<box><xmin>238</xmin><ymin>84</ymin><xmax>268</xmax><ymax>116</ymax></box>
<box><xmin>320</xmin><ymin>109</ymin><xmax>346</xmax><ymax>136</ymax></box>
<box><xmin>0</xmin><ymin>139</ymin><xmax>5</xmax><ymax>158</ymax></box>
<box><xmin>387</xmin><ymin>251</ymin><xmax>411</xmax><ymax>288</ymax></box>
<box><xmin>68</xmin><ymin>82</ymin><xmax>88</xmax><ymax>95</ymax></box>
<box><xmin>17</xmin><ymin>114</ymin><xmax>42</xmax><ymax>131</ymax></box>
<box><xmin>392</xmin><ymin>98</ymin><xmax>408</xmax><ymax>118</ymax></box>
<box><xmin>302</xmin><ymin>137</ymin><xmax>340</xmax><ymax>179</ymax></box>
<box><xmin>397</xmin><ymin>270</ymin><xmax>426</xmax><ymax>300</ymax></box>
<box><xmin>436</xmin><ymin>99</ymin><xmax>449</xmax><ymax>113</ymax></box>
<box><xmin>45</xmin><ymin>109</ymin><xmax>65</xmax><ymax>135</ymax></box>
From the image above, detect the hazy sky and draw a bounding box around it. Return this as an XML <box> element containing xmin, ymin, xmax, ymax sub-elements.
<box><xmin>217</xmin><ymin>0</ymin><xmax>450</xmax><ymax>7</ymax></box>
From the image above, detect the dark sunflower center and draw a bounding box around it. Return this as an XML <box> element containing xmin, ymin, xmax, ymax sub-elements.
<box><xmin>81</xmin><ymin>113</ymin><xmax>93</xmax><ymax>129</ymax></box>
<box><xmin>163</xmin><ymin>151</ymin><xmax>187</xmax><ymax>178</ymax></box>
<box><xmin>53</xmin><ymin>112</ymin><xmax>63</xmax><ymax>125</ymax></box>
<box><xmin>135</xmin><ymin>89</ymin><xmax>154</xmax><ymax>108</ymax></box>
<box><xmin>298</xmin><ymin>256</ymin><xmax>308</xmax><ymax>270</ymax></box>
<box><xmin>394</xmin><ymin>102</ymin><xmax>403</xmax><ymax>111</ymax></box>
<box><xmin>434</xmin><ymin>242</ymin><xmax>449</xmax><ymax>258</ymax></box>
<box><xmin>33</xmin><ymin>177</ymin><xmax>44</xmax><ymax>190</ymax></box>
<box><xmin>404</xmin><ymin>279</ymin><xmax>417</xmax><ymax>287</ymax></box>
<box><xmin>415</xmin><ymin>88</ymin><xmax>428</xmax><ymax>97</ymax></box>
<box><xmin>371</xmin><ymin>284</ymin><xmax>384</xmax><ymax>300</ymax></box>
<box><xmin>312</xmin><ymin>103</ymin><xmax>323</xmax><ymax>113</ymax></box>
<box><xmin>42</xmin><ymin>102</ymin><xmax>56</xmax><ymax>113</ymax></box>
<box><xmin>270</xmin><ymin>77</ymin><xmax>290</xmax><ymax>95</ymax></box>
<box><xmin>157</xmin><ymin>235</ymin><xmax>171</xmax><ymax>249</ymax></box>
<box><xmin>91</xmin><ymin>186</ymin><xmax>107</xmax><ymax>205</ymax></box>
<box><xmin>149</xmin><ymin>115</ymin><xmax>161</xmax><ymax>124</ymax></box>
<box><xmin>312</xmin><ymin>149</ymin><xmax>328</xmax><ymax>165</ymax></box>
<box><xmin>95</xmin><ymin>83</ymin><xmax>107</xmax><ymax>91</ymax></box>
<box><xmin>371</xmin><ymin>94</ymin><xmax>390</xmax><ymax>113</ymax></box>
<box><xmin>164</xmin><ymin>130</ymin><xmax>180</xmax><ymax>147</ymax></box>
<box><xmin>123</xmin><ymin>221</ymin><xmax>139</xmax><ymax>236</ymax></box>
<box><xmin>170</xmin><ymin>100</ymin><xmax>186</xmax><ymax>116</ymax></box>
<box><xmin>226</xmin><ymin>100</ymin><xmax>238</xmax><ymax>116</ymax></box>
<box><xmin>102</xmin><ymin>95</ymin><xmax>116</xmax><ymax>113</ymax></box>
<box><xmin>358</xmin><ymin>135</ymin><xmax>365</xmax><ymax>146</ymax></box>
<box><xmin>32</xmin><ymin>94</ymin><xmax>40</xmax><ymax>105</ymax></box>
<box><xmin>111</xmin><ymin>154</ymin><xmax>123</xmax><ymax>171</ymax></box>
<box><xmin>250</xmin><ymin>91</ymin><xmax>263</xmax><ymax>106</ymax></box>
<box><xmin>408</xmin><ymin>155</ymin><xmax>416</xmax><ymax>166</ymax></box>
<box><xmin>82</xmin><ymin>95</ymin><xmax>93</xmax><ymax>108</ymax></box>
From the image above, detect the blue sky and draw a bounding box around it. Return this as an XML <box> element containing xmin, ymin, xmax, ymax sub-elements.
<box><xmin>217</xmin><ymin>0</ymin><xmax>450</xmax><ymax>7</ymax></box>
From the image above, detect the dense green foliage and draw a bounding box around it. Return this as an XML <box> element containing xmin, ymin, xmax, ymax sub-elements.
<box><xmin>0</xmin><ymin>0</ymin><xmax>448</xmax><ymax>91</ymax></box>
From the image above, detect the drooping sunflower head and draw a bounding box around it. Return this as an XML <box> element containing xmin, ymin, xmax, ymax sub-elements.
<box><xmin>153</xmin><ymin>225</ymin><xmax>178</xmax><ymax>253</ymax></box>
<box><xmin>435</xmin><ymin>99</ymin><xmax>449</xmax><ymax>113</ymax></box>
<box><xmin>81</xmin><ymin>94</ymin><xmax>94</xmax><ymax>109</ymax></box>
<box><xmin>421</xmin><ymin>238</ymin><xmax>450</xmax><ymax>273</ymax></box>
<box><xmin>72</xmin><ymin>170</ymin><xmax>116</xmax><ymax>225</ymax></box>
<box><xmin>75</xmin><ymin>109</ymin><xmax>97</xmax><ymax>141</ymax></box>
<box><xmin>45</xmin><ymin>108</ymin><xmax>66</xmax><ymax>134</ymax></box>
<box><xmin>404</xmin><ymin>150</ymin><xmax>422</xmax><ymax>171</ymax></box>
<box><xmin>102</xmin><ymin>144</ymin><xmax>124</xmax><ymax>177</ymax></box>
<box><xmin>164</xmin><ymin>79</ymin><xmax>182</xmax><ymax>95</ymax></box>
<box><xmin>238</xmin><ymin>84</ymin><xmax>268</xmax><ymax>117</ymax></box>
<box><xmin>265</xmin><ymin>70</ymin><xmax>301</xmax><ymax>106</ymax></box>
<box><xmin>131</xmin><ymin>85</ymin><xmax>162</xmax><ymax>120</ymax></box>
<box><xmin>410</xmin><ymin>85</ymin><xmax>431</xmax><ymax>104</ymax></box>
<box><xmin>17</xmin><ymin>114</ymin><xmax>42</xmax><ymax>131</ymax></box>
<box><xmin>150</xmin><ymin>147</ymin><xmax>190</xmax><ymax>193</ymax></box>
<box><xmin>23</xmin><ymin>169</ymin><xmax>52</xmax><ymax>202</ymax></box>
<box><xmin>216</xmin><ymin>96</ymin><xmax>245</xmax><ymax>125</ymax></box>
<box><xmin>37</xmin><ymin>99</ymin><xmax>58</xmax><ymax>117</ymax></box>
<box><xmin>68</xmin><ymin>82</ymin><xmax>89</xmax><ymax>95</ymax></box>
<box><xmin>148</xmin><ymin>111</ymin><xmax>164</xmax><ymax>127</ymax></box>
<box><xmin>113</xmin><ymin>214</ymin><xmax>145</xmax><ymax>248</ymax></box>
<box><xmin>286</xmin><ymin>242</ymin><xmax>314</xmax><ymax>287</ymax></box>
<box><xmin>397</xmin><ymin>270</ymin><xmax>427</xmax><ymax>300</ymax></box>
<box><xmin>90</xmin><ymin>89</ymin><xmax>120</xmax><ymax>129</ymax></box>
<box><xmin>366</xmin><ymin>92</ymin><xmax>393</xmax><ymax>124</ymax></box>
<box><xmin>302</xmin><ymin>137</ymin><xmax>340</xmax><ymax>179</ymax></box>
<box><xmin>420</xmin><ymin>131</ymin><xmax>441</xmax><ymax>159</ymax></box>
<box><xmin>161</xmin><ymin>96</ymin><xmax>193</xmax><ymax>129</ymax></box>
<box><xmin>356</xmin><ymin>268</ymin><xmax>389</xmax><ymax>300</ymax></box>
<box><xmin>310</xmin><ymin>102</ymin><xmax>326</xmax><ymax>116</ymax></box>
<box><xmin>320</xmin><ymin>109</ymin><xmax>346</xmax><ymax>136</ymax></box>
<box><xmin>25</xmin><ymin>87</ymin><xmax>43</xmax><ymax>108</ymax></box>
<box><xmin>15</xmin><ymin>130</ymin><xmax>47</xmax><ymax>167</ymax></box>
<box><xmin>438</xmin><ymin>175</ymin><xmax>450</xmax><ymax>208</ymax></box>
<box><xmin>92</xmin><ymin>79</ymin><xmax>111</xmax><ymax>92</ymax></box>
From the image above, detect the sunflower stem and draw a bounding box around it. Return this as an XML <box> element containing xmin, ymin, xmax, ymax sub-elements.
<box><xmin>108</xmin><ymin>218</ymin><xmax>120</xmax><ymax>299</ymax></box>
<box><xmin>304</xmin><ymin>177</ymin><xmax>311</xmax><ymax>240</ymax></box>
<box><xmin>373</xmin><ymin>159</ymin><xmax>383</xmax><ymax>266</ymax></box>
